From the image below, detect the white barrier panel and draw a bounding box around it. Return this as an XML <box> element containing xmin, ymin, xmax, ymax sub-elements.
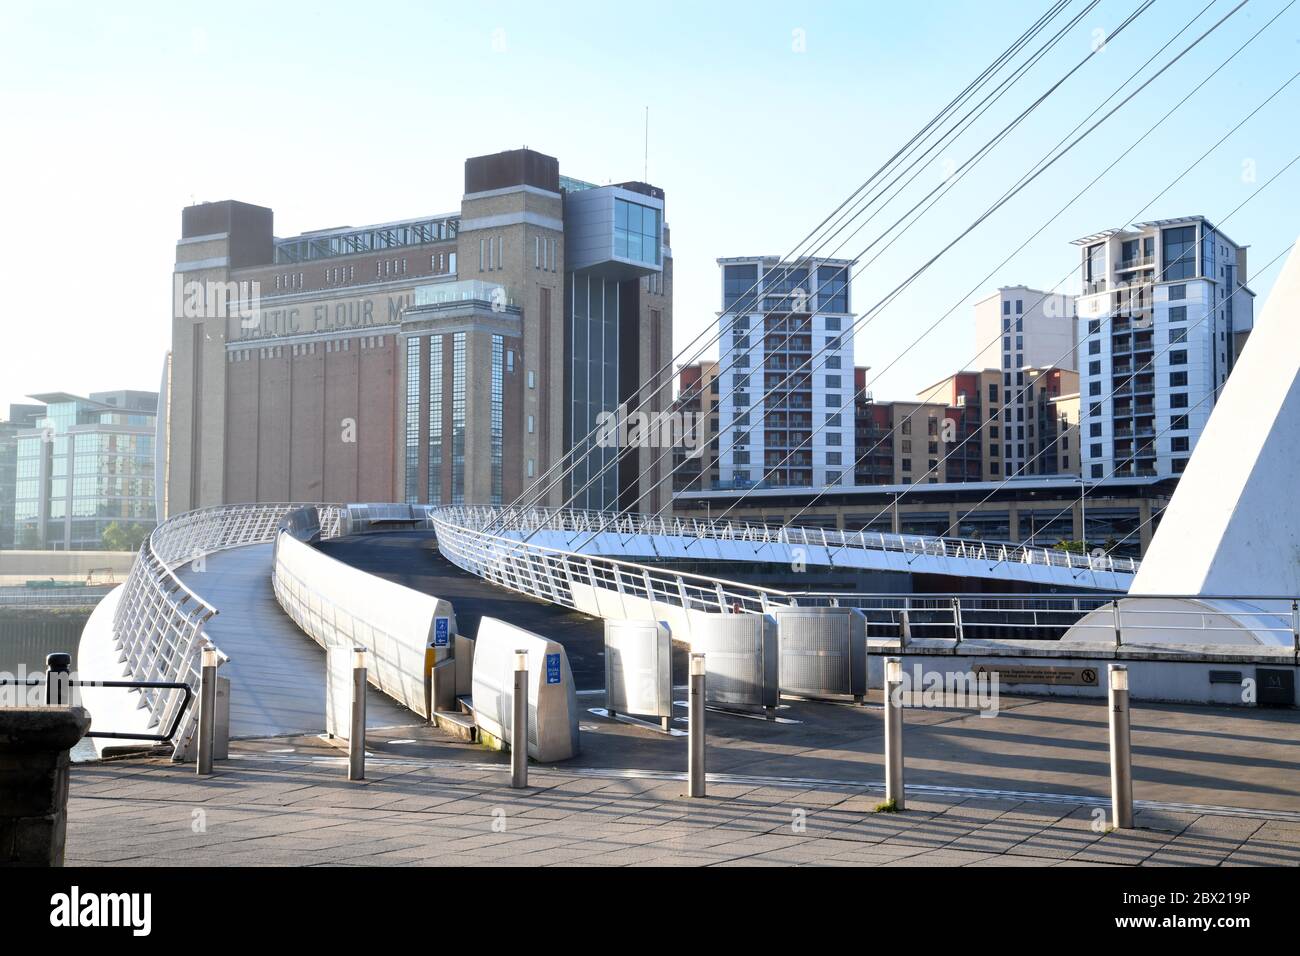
<box><xmin>325</xmin><ymin>647</ymin><xmax>355</xmax><ymax>740</ymax></box>
<box><xmin>604</xmin><ymin>620</ymin><xmax>673</xmax><ymax>721</ymax></box>
<box><xmin>472</xmin><ymin>617</ymin><xmax>580</xmax><ymax>762</ymax></box>
<box><xmin>273</xmin><ymin>532</ymin><xmax>457</xmax><ymax>719</ymax></box>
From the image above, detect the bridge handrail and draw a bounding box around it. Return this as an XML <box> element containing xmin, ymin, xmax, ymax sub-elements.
<box><xmin>431</xmin><ymin>506</ymin><xmax>798</xmax><ymax>619</ymax></box>
<box><xmin>471</xmin><ymin>506</ymin><xmax>1138</xmax><ymax>575</ymax></box>
<box><xmin>109</xmin><ymin>502</ymin><xmax>345</xmax><ymax>759</ymax></box>
<box><xmin>431</xmin><ymin>508</ymin><xmax>1298</xmax><ymax>648</ymax></box>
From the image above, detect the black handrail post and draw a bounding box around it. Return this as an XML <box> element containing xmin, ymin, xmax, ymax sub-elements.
<box><xmin>44</xmin><ymin>653</ymin><xmax>72</xmax><ymax>706</ymax></box>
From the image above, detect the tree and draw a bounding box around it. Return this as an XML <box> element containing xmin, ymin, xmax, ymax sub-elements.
<box><xmin>101</xmin><ymin>522</ymin><xmax>150</xmax><ymax>552</ymax></box>
<box><xmin>1053</xmin><ymin>539</ymin><xmax>1088</xmax><ymax>554</ymax></box>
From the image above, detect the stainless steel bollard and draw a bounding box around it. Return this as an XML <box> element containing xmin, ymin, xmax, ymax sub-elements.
<box><xmin>884</xmin><ymin>657</ymin><xmax>906</xmax><ymax>810</ymax></box>
<box><xmin>511</xmin><ymin>651</ymin><xmax>528</xmax><ymax>789</ymax></box>
<box><xmin>349</xmin><ymin>647</ymin><xmax>367</xmax><ymax>782</ymax></box>
<box><xmin>44</xmin><ymin>652</ymin><xmax>71</xmax><ymax>706</ymax></box>
<box><xmin>688</xmin><ymin>653</ymin><xmax>706</xmax><ymax>797</ymax></box>
<box><xmin>196</xmin><ymin>645</ymin><xmax>219</xmax><ymax>776</ymax></box>
<box><xmin>1108</xmin><ymin>664</ymin><xmax>1133</xmax><ymax>829</ymax></box>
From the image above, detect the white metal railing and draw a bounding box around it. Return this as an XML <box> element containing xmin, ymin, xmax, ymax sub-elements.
<box><xmin>431</xmin><ymin>507</ymin><xmax>792</xmax><ymax>622</ymax></box>
<box><xmin>109</xmin><ymin>502</ymin><xmax>344</xmax><ymax>759</ymax></box>
<box><xmin>0</xmin><ymin>586</ymin><xmax>114</xmax><ymax>608</ymax></box>
<box><xmin>430</xmin><ymin>507</ymin><xmax>1298</xmax><ymax>654</ymax></box>
<box><xmin>443</xmin><ymin>506</ymin><xmax>1139</xmax><ymax>577</ymax></box>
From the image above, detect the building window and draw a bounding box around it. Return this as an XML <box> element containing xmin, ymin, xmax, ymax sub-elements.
<box><xmin>1168</xmin><ymin>283</ymin><xmax>1187</xmax><ymax>301</ymax></box>
<box><xmin>451</xmin><ymin>333</ymin><xmax>466</xmax><ymax>503</ymax></box>
<box><xmin>614</xmin><ymin>198</ymin><xmax>662</xmax><ymax>266</ymax></box>
<box><xmin>428</xmin><ymin>336</ymin><xmax>443</xmax><ymax>505</ymax></box>
<box><xmin>490</xmin><ymin>335</ymin><xmax>504</xmax><ymax>504</ymax></box>
<box><xmin>404</xmin><ymin>336</ymin><xmax>420</xmax><ymax>504</ymax></box>
<box><xmin>1162</xmin><ymin>227</ymin><xmax>1197</xmax><ymax>281</ymax></box>
<box><xmin>1170</xmin><ymin>371</ymin><xmax>1188</xmax><ymax>387</ymax></box>
<box><xmin>1169</xmin><ymin>350</ymin><xmax>1187</xmax><ymax>366</ymax></box>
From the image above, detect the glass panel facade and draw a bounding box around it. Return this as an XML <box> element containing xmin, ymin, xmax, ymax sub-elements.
<box><xmin>723</xmin><ymin>263</ymin><xmax>758</xmax><ymax>313</ymax></box>
<box><xmin>490</xmin><ymin>335</ymin><xmax>504</xmax><ymax>505</ymax></box>
<box><xmin>451</xmin><ymin>333</ymin><xmax>466</xmax><ymax>504</ymax></box>
<box><xmin>568</xmin><ymin>272</ymin><xmax>620</xmax><ymax>510</ymax></box>
<box><xmin>613</xmin><ymin>198</ymin><xmax>661</xmax><ymax>266</ymax></box>
<box><xmin>816</xmin><ymin>265</ymin><xmax>849</xmax><ymax>313</ymax></box>
<box><xmin>427</xmin><ymin>336</ymin><xmax>443</xmax><ymax>505</ymax></box>
<box><xmin>404</xmin><ymin>336</ymin><xmax>420</xmax><ymax>504</ymax></box>
<box><xmin>1162</xmin><ymin>225</ymin><xmax>1197</xmax><ymax>281</ymax></box>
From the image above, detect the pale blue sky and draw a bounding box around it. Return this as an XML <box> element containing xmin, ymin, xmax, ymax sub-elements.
<box><xmin>2</xmin><ymin>0</ymin><xmax>1298</xmax><ymax>411</ymax></box>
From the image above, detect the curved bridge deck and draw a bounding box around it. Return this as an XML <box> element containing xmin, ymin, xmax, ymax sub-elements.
<box><xmin>315</xmin><ymin>531</ymin><xmax>643</xmax><ymax>692</ymax></box>
<box><xmin>175</xmin><ymin>543</ymin><xmax>416</xmax><ymax>739</ymax></box>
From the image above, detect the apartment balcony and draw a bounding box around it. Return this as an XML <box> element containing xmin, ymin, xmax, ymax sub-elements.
<box><xmin>1116</xmin><ymin>254</ymin><xmax>1154</xmax><ymax>271</ymax></box>
<box><xmin>1085</xmin><ymin>279</ymin><xmax>1107</xmax><ymax>295</ymax></box>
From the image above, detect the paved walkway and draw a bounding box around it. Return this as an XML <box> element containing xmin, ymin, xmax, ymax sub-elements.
<box><xmin>175</xmin><ymin>544</ymin><xmax>415</xmax><ymax>738</ymax></box>
<box><xmin>65</xmin><ymin>740</ymin><xmax>1300</xmax><ymax>866</ymax></box>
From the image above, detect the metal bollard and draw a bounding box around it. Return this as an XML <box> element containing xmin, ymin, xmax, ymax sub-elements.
<box><xmin>1108</xmin><ymin>664</ymin><xmax>1133</xmax><ymax>829</ymax></box>
<box><xmin>884</xmin><ymin>657</ymin><xmax>906</xmax><ymax>810</ymax></box>
<box><xmin>44</xmin><ymin>652</ymin><xmax>72</xmax><ymax>706</ymax></box>
<box><xmin>511</xmin><ymin>651</ymin><xmax>528</xmax><ymax>789</ymax></box>
<box><xmin>349</xmin><ymin>647</ymin><xmax>367</xmax><ymax>782</ymax></box>
<box><xmin>688</xmin><ymin>653</ymin><xmax>706</xmax><ymax>797</ymax></box>
<box><xmin>196</xmin><ymin>645</ymin><xmax>219</xmax><ymax>776</ymax></box>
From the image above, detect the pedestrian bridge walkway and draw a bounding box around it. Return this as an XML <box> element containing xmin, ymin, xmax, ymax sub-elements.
<box><xmin>470</xmin><ymin>507</ymin><xmax>1137</xmax><ymax>592</ymax></box>
<box><xmin>174</xmin><ymin>544</ymin><xmax>414</xmax><ymax>740</ymax></box>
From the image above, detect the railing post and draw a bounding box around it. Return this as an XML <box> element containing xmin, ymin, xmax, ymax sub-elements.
<box><xmin>1292</xmin><ymin>600</ymin><xmax>1299</xmax><ymax>661</ymax></box>
<box><xmin>196</xmin><ymin>644</ymin><xmax>219</xmax><ymax>776</ymax></box>
<box><xmin>884</xmin><ymin>657</ymin><xmax>906</xmax><ymax>811</ymax></box>
<box><xmin>1112</xmin><ymin>600</ymin><xmax>1123</xmax><ymax>648</ymax></box>
<box><xmin>688</xmin><ymin>653</ymin><xmax>706</xmax><ymax>798</ymax></box>
<box><xmin>349</xmin><ymin>647</ymin><xmax>366</xmax><ymax>782</ymax></box>
<box><xmin>1108</xmin><ymin>664</ymin><xmax>1133</xmax><ymax>829</ymax></box>
<box><xmin>951</xmin><ymin>597</ymin><xmax>964</xmax><ymax>646</ymax></box>
<box><xmin>511</xmin><ymin>651</ymin><xmax>529</xmax><ymax>789</ymax></box>
<box><xmin>44</xmin><ymin>652</ymin><xmax>71</xmax><ymax>706</ymax></box>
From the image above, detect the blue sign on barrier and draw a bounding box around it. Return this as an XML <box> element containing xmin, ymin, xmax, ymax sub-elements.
<box><xmin>434</xmin><ymin>617</ymin><xmax>450</xmax><ymax>647</ymax></box>
<box><xmin>545</xmin><ymin>653</ymin><xmax>562</xmax><ymax>685</ymax></box>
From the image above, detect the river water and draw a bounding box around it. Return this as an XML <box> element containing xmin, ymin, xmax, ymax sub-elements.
<box><xmin>1</xmin><ymin>627</ymin><xmax>99</xmax><ymax>761</ymax></box>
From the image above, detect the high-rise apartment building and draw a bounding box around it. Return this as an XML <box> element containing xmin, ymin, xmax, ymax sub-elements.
<box><xmin>1073</xmin><ymin>217</ymin><xmax>1253</xmax><ymax>479</ymax></box>
<box><xmin>167</xmin><ymin>148</ymin><xmax>673</xmax><ymax>516</ymax></box>
<box><xmin>715</xmin><ymin>256</ymin><xmax>856</xmax><ymax>489</ymax></box>
<box><xmin>973</xmin><ymin>285</ymin><xmax>1077</xmax><ymax>477</ymax></box>
<box><xmin>9</xmin><ymin>392</ymin><xmax>158</xmax><ymax>550</ymax></box>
